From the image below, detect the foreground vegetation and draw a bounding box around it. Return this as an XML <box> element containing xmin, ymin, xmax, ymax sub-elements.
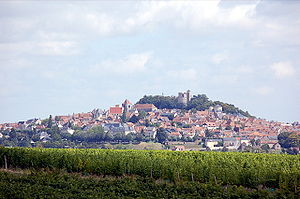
<box><xmin>0</xmin><ymin>169</ymin><xmax>298</xmax><ymax>199</ymax></box>
<box><xmin>1</xmin><ymin>147</ymin><xmax>299</xmax><ymax>193</ymax></box>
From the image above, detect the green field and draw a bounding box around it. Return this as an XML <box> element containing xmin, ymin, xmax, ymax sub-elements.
<box><xmin>0</xmin><ymin>147</ymin><xmax>299</xmax><ymax>198</ymax></box>
<box><xmin>0</xmin><ymin>170</ymin><xmax>297</xmax><ymax>199</ymax></box>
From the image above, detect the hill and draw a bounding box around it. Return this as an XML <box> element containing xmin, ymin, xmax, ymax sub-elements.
<box><xmin>137</xmin><ymin>94</ymin><xmax>252</xmax><ymax>117</ymax></box>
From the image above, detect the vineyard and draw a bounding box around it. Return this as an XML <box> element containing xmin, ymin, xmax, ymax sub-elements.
<box><xmin>0</xmin><ymin>147</ymin><xmax>299</xmax><ymax>192</ymax></box>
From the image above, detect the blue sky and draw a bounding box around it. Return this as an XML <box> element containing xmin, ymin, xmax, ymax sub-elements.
<box><xmin>0</xmin><ymin>0</ymin><xmax>299</xmax><ymax>123</ymax></box>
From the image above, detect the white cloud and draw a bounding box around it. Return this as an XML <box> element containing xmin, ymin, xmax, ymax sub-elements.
<box><xmin>255</xmin><ymin>86</ymin><xmax>273</xmax><ymax>96</ymax></box>
<box><xmin>168</xmin><ymin>68</ymin><xmax>198</xmax><ymax>80</ymax></box>
<box><xmin>50</xmin><ymin>0</ymin><xmax>258</xmax><ymax>38</ymax></box>
<box><xmin>127</xmin><ymin>1</ymin><xmax>258</xmax><ymax>32</ymax></box>
<box><xmin>91</xmin><ymin>52</ymin><xmax>151</xmax><ymax>74</ymax></box>
<box><xmin>270</xmin><ymin>61</ymin><xmax>295</xmax><ymax>78</ymax></box>
<box><xmin>225</xmin><ymin>4</ymin><xmax>257</xmax><ymax>27</ymax></box>
<box><xmin>212</xmin><ymin>53</ymin><xmax>229</xmax><ymax>64</ymax></box>
<box><xmin>0</xmin><ymin>0</ymin><xmax>261</xmax><ymax>47</ymax></box>
<box><xmin>37</xmin><ymin>41</ymin><xmax>79</xmax><ymax>56</ymax></box>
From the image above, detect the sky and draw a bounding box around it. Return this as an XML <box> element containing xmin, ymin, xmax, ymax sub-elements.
<box><xmin>0</xmin><ymin>0</ymin><xmax>299</xmax><ymax>123</ymax></box>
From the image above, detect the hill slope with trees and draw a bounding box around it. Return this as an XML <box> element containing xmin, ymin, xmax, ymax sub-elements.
<box><xmin>137</xmin><ymin>94</ymin><xmax>252</xmax><ymax>117</ymax></box>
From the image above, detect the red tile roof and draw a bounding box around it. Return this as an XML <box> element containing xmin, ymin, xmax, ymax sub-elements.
<box><xmin>109</xmin><ymin>106</ymin><xmax>123</xmax><ymax>115</ymax></box>
<box><xmin>134</xmin><ymin>104</ymin><xmax>157</xmax><ymax>110</ymax></box>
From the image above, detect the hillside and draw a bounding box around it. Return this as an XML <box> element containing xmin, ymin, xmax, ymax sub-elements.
<box><xmin>137</xmin><ymin>94</ymin><xmax>252</xmax><ymax>117</ymax></box>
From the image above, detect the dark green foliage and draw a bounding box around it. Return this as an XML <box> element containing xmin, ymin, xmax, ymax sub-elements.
<box><xmin>47</xmin><ymin>115</ymin><xmax>53</xmax><ymax>128</ymax></box>
<box><xmin>1</xmin><ymin>170</ymin><xmax>297</xmax><ymax>199</ymax></box>
<box><xmin>72</xmin><ymin>126</ymin><xmax>106</xmax><ymax>142</ymax></box>
<box><xmin>138</xmin><ymin>94</ymin><xmax>252</xmax><ymax>117</ymax></box>
<box><xmin>187</xmin><ymin>94</ymin><xmax>212</xmax><ymax>110</ymax></box>
<box><xmin>137</xmin><ymin>95</ymin><xmax>184</xmax><ymax>109</ymax></box>
<box><xmin>156</xmin><ymin>128</ymin><xmax>167</xmax><ymax>144</ymax></box>
<box><xmin>128</xmin><ymin>115</ymin><xmax>139</xmax><ymax>123</ymax></box>
<box><xmin>0</xmin><ymin>147</ymin><xmax>299</xmax><ymax>193</ymax></box>
<box><xmin>278</xmin><ymin>132</ymin><xmax>300</xmax><ymax>149</ymax></box>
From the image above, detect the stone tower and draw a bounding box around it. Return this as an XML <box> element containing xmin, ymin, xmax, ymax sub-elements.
<box><xmin>177</xmin><ymin>90</ymin><xmax>192</xmax><ymax>105</ymax></box>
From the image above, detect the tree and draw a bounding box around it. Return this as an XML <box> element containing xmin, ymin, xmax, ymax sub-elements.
<box><xmin>48</xmin><ymin>125</ymin><xmax>61</xmax><ymax>141</ymax></box>
<box><xmin>261</xmin><ymin>144</ymin><xmax>270</xmax><ymax>153</ymax></box>
<box><xmin>156</xmin><ymin>128</ymin><xmax>167</xmax><ymax>144</ymax></box>
<box><xmin>135</xmin><ymin>133</ymin><xmax>143</xmax><ymax>142</ymax></box>
<box><xmin>222</xmin><ymin>147</ymin><xmax>229</xmax><ymax>152</ymax></box>
<box><xmin>225</xmin><ymin>126</ymin><xmax>232</xmax><ymax>130</ymax></box>
<box><xmin>9</xmin><ymin>128</ymin><xmax>17</xmax><ymax>139</ymax></box>
<box><xmin>47</xmin><ymin>115</ymin><xmax>53</xmax><ymax>128</ymax></box>
<box><xmin>128</xmin><ymin>115</ymin><xmax>139</xmax><ymax>123</ymax></box>
<box><xmin>19</xmin><ymin>138</ymin><xmax>31</xmax><ymax>147</ymax></box>
<box><xmin>138</xmin><ymin>111</ymin><xmax>147</xmax><ymax>120</ymax></box>
<box><xmin>137</xmin><ymin>93</ymin><xmax>252</xmax><ymax>117</ymax></box>
<box><xmin>205</xmin><ymin>129</ymin><xmax>213</xmax><ymax>137</ymax></box>
<box><xmin>250</xmin><ymin>139</ymin><xmax>256</xmax><ymax>146</ymax></box>
<box><xmin>233</xmin><ymin>126</ymin><xmax>239</xmax><ymax>132</ymax></box>
<box><xmin>278</xmin><ymin>132</ymin><xmax>300</xmax><ymax>149</ymax></box>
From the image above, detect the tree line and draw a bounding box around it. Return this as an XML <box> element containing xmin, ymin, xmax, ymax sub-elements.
<box><xmin>137</xmin><ymin>94</ymin><xmax>252</xmax><ymax>117</ymax></box>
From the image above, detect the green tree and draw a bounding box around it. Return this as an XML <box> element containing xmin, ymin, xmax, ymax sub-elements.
<box><xmin>47</xmin><ymin>115</ymin><xmax>53</xmax><ymax>128</ymax></box>
<box><xmin>138</xmin><ymin>111</ymin><xmax>147</xmax><ymax>120</ymax></box>
<box><xmin>261</xmin><ymin>144</ymin><xmax>270</xmax><ymax>153</ymax></box>
<box><xmin>9</xmin><ymin>128</ymin><xmax>17</xmax><ymax>139</ymax></box>
<box><xmin>278</xmin><ymin>132</ymin><xmax>300</xmax><ymax>148</ymax></box>
<box><xmin>156</xmin><ymin>128</ymin><xmax>167</xmax><ymax>144</ymax></box>
<box><xmin>205</xmin><ymin>129</ymin><xmax>213</xmax><ymax>137</ymax></box>
<box><xmin>225</xmin><ymin>126</ymin><xmax>232</xmax><ymax>130</ymax></box>
<box><xmin>128</xmin><ymin>115</ymin><xmax>139</xmax><ymax>123</ymax></box>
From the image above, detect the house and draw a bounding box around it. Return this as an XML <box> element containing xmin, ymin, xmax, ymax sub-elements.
<box><xmin>143</xmin><ymin>127</ymin><xmax>157</xmax><ymax>139</ymax></box>
<box><xmin>168</xmin><ymin>132</ymin><xmax>182</xmax><ymax>140</ymax></box>
<box><xmin>134</xmin><ymin>125</ymin><xmax>145</xmax><ymax>133</ymax></box>
<box><xmin>182</xmin><ymin>129</ymin><xmax>196</xmax><ymax>139</ymax></box>
<box><xmin>67</xmin><ymin>128</ymin><xmax>75</xmax><ymax>135</ymax></box>
<box><xmin>260</xmin><ymin>139</ymin><xmax>278</xmax><ymax>148</ymax></box>
<box><xmin>109</xmin><ymin>105</ymin><xmax>123</xmax><ymax>116</ymax></box>
<box><xmin>272</xmin><ymin>143</ymin><xmax>281</xmax><ymax>150</ymax></box>
<box><xmin>205</xmin><ymin>138</ymin><xmax>223</xmax><ymax>149</ymax></box>
<box><xmin>134</xmin><ymin>104</ymin><xmax>157</xmax><ymax>112</ymax></box>
<box><xmin>102</xmin><ymin>123</ymin><xmax>135</xmax><ymax>135</ymax></box>
<box><xmin>214</xmin><ymin>105</ymin><xmax>223</xmax><ymax>112</ymax></box>
<box><xmin>223</xmin><ymin>137</ymin><xmax>240</xmax><ymax>149</ymax></box>
<box><xmin>39</xmin><ymin>132</ymin><xmax>51</xmax><ymax>142</ymax></box>
<box><xmin>172</xmin><ymin>145</ymin><xmax>185</xmax><ymax>151</ymax></box>
<box><xmin>240</xmin><ymin>138</ymin><xmax>251</xmax><ymax>146</ymax></box>
<box><xmin>203</xmin><ymin>122</ymin><xmax>217</xmax><ymax>128</ymax></box>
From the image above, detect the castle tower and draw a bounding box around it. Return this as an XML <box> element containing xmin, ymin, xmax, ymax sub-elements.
<box><xmin>122</xmin><ymin>99</ymin><xmax>132</xmax><ymax>112</ymax></box>
<box><xmin>177</xmin><ymin>90</ymin><xmax>191</xmax><ymax>105</ymax></box>
<box><xmin>187</xmin><ymin>90</ymin><xmax>191</xmax><ymax>102</ymax></box>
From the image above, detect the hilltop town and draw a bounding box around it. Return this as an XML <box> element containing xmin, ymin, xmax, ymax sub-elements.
<box><xmin>0</xmin><ymin>91</ymin><xmax>299</xmax><ymax>154</ymax></box>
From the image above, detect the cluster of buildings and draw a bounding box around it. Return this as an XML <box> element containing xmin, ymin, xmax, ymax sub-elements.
<box><xmin>1</xmin><ymin>92</ymin><xmax>299</xmax><ymax>151</ymax></box>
